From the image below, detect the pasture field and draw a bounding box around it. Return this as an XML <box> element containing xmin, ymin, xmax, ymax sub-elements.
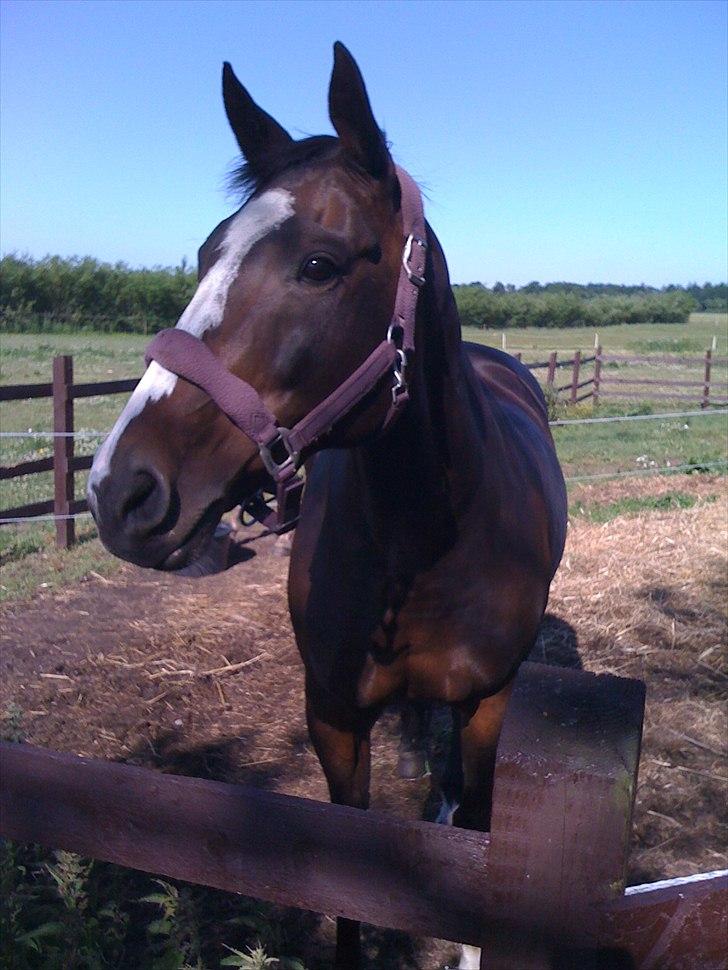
<box><xmin>1</xmin><ymin>317</ymin><xmax>727</xmax><ymax>601</ymax></box>
<box><xmin>463</xmin><ymin>311</ymin><xmax>728</xmax><ymax>354</ymax></box>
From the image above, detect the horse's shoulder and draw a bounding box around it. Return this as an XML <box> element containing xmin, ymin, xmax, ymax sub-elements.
<box><xmin>463</xmin><ymin>341</ymin><xmax>546</xmax><ymax>414</ymax></box>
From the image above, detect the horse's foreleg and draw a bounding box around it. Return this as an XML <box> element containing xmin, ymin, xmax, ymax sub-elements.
<box><xmin>306</xmin><ymin>695</ymin><xmax>372</xmax><ymax>970</ymax></box>
<box><xmin>454</xmin><ymin>679</ymin><xmax>514</xmax><ymax>832</ymax></box>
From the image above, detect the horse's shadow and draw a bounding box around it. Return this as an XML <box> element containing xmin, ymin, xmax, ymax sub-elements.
<box><xmin>528</xmin><ymin>612</ymin><xmax>583</xmax><ymax>670</ymax></box>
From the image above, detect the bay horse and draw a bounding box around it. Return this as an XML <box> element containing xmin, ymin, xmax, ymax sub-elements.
<box><xmin>88</xmin><ymin>43</ymin><xmax>567</xmax><ymax>968</ymax></box>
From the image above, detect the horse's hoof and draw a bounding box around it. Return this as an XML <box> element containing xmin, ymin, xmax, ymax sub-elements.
<box><xmin>397</xmin><ymin>750</ymin><xmax>428</xmax><ymax>779</ymax></box>
<box><xmin>272</xmin><ymin>532</ymin><xmax>294</xmax><ymax>557</ymax></box>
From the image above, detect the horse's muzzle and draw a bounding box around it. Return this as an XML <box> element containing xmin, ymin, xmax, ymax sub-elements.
<box><xmin>88</xmin><ymin>464</ymin><xmax>214</xmax><ymax>570</ymax></box>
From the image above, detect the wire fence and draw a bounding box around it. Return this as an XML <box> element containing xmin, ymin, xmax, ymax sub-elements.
<box><xmin>2</xmin><ymin>405</ymin><xmax>726</xmax><ymax>442</ymax></box>
<box><xmin>2</xmin><ymin>412</ymin><xmax>726</xmax><ymax>525</ymax></box>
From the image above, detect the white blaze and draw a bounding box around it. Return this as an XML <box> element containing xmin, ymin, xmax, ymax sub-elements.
<box><xmin>88</xmin><ymin>189</ymin><xmax>295</xmax><ymax>490</ymax></box>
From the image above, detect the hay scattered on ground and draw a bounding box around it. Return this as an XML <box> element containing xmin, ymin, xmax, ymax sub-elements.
<box><xmin>1</xmin><ymin>474</ymin><xmax>726</xmax><ymax>967</ymax></box>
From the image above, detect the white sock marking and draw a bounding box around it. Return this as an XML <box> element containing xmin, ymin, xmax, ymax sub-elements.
<box><xmin>459</xmin><ymin>945</ymin><xmax>481</xmax><ymax>969</ymax></box>
<box><xmin>88</xmin><ymin>189</ymin><xmax>295</xmax><ymax>489</ymax></box>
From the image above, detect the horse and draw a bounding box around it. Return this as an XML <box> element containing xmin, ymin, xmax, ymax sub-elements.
<box><xmin>87</xmin><ymin>43</ymin><xmax>567</xmax><ymax>969</ymax></box>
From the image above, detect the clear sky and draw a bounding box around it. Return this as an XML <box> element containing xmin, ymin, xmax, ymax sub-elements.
<box><xmin>1</xmin><ymin>0</ymin><xmax>726</xmax><ymax>286</ymax></box>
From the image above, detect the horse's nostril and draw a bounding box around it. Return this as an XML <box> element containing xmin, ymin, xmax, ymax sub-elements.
<box><xmin>121</xmin><ymin>468</ymin><xmax>169</xmax><ymax>533</ymax></box>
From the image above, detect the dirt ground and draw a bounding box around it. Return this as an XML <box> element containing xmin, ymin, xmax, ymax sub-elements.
<box><xmin>1</xmin><ymin>473</ymin><xmax>726</xmax><ymax>969</ymax></box>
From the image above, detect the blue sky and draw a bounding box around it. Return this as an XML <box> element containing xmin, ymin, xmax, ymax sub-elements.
<box><xmin>1</xmin><ymin>0</ymin><xmax>726</xmax><ymax>286</ymax></box>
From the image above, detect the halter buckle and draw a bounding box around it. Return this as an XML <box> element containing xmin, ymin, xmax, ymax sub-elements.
<box><xmin>402</xmin><ymin>234</ymin><xmax>427</xmax><ymax>288</ymax></box>
<box><xmin>259</xmin><ymin>427</ymin><xmax>299</xmax><ymax>479</ymax></box>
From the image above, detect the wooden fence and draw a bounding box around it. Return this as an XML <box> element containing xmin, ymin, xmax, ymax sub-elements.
<box><xmin>0</xmin><ymin>356</ymin><xmax>136</xmax><ymax>548</ymax></box>
<box><xmin>517</xmin><ymin>347</ymin><xmax>728</xmax><ymax>408</ymax></box>
<box><xmin>2</xmin><ymin>347</ymin><xmax>727</xmax><ymax>550</ymax></box>
<box><xmin>1</xmin><ymin>661</ymin><xmax>725</xmax><ymax>968</ymax></box>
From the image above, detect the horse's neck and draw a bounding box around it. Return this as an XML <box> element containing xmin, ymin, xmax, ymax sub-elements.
<box><xmin>354</xmin><ymin>230</ymin><xmax>497</xmax><ymax>565</ymax></box>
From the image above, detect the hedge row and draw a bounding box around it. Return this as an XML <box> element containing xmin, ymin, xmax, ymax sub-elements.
<box><xmin>0</xmin><ymin>254</ymin><xmax>710</xmax><ymax>333</ymax></box>
<box><xmin>452</xmin><ymin>286</ymin><xmax>696</xmax><ymax>329</ymax></box>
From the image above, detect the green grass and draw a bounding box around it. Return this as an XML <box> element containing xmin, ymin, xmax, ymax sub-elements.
<box><xmin>553</xmin><ymin>409</ymin><xmax>728</xmax><ymax>479</ymax></box>
<box><xmin>0</xmin><ymin>522</ymin><xmax>122</xmax><ymax>603</ymax></box>
<box><xmin>569</xmin><ymin>490</ymin><xmax>711</xmax><ymax>524</ymax></box>
<box><xmin>463</xmin><ymin>311</ymin><xmax>728</xmax><ymax>354</ymax></box>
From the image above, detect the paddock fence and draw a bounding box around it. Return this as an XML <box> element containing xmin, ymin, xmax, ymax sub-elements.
<box><xmin>2</xmin><ymin>660</ymin><xmax>726</xmax><ymax>968</ymax></box>
<box><xmin>513</xmin><ymin>346</ymin><xmax>728</xmax><ymax>408</ymax></box>
<box><xmin>2</xmin><ymin>349</ymin><xmax>727</xmax><ymax>548</ymax></box>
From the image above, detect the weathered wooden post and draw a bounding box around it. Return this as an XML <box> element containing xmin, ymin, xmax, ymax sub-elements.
<box><xmin>593</xmin><ymin>345</ymin><xmax>602</xmax><ymax>406</ymax></box>
<box><xmin>546</xmin><ymin>352</ymin><xmax>557</xmax><ymax>391</ymax></box>
<box><xmin>570</xmin><ymin>350</ymin><xmax>582</xmax><ymax>404</ymax></box>
<box><xmin>481</xmin><ymin>662</ymin><xmax>645</xmax><ymax>968</ymax></box>
<box><xmin>52</xmin><ymin>355</ymin><xmax>75</xmax><ymax>549</ymax></box>
<box><xmin>702</xmin><ymin>348</ymin><xmax>712</xmax><ymax>409</ymax></box>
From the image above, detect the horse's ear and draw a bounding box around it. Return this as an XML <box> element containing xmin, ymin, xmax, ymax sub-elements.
<box><xmin>222</xmin><ymin>62</ymin><xmax>292</xmax><ymax>168</ymax></box>
<box><xmin>328</xmin><ymin>42</ymin><xmax>391</xmax><ymax>180</ymax></box>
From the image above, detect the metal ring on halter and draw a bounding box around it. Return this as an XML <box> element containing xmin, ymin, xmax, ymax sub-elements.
<box><xmin>402</xmin><ymin>234</ymin><xmax>427</xmax><ymax>288</ymax></box>
<box><xmin>258</xmin><ymin>427</ymin><xmax>299</xmax><ymax>479</ymax></box>
<box><xmin>387</xmin><ymin>322</ymin><xmax>404</xmax><ymax>347</ymax></box>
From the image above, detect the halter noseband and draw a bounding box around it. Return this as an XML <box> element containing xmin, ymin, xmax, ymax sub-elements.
<box><xmin>144</xmin><ymin>166</ymin><xmax>427</xmax><ymax>534</ymax></box>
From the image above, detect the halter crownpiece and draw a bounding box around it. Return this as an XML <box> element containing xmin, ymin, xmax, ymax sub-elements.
<box><xmin>144</xmin><ymin>166</ymin><xmax>427</xmax><ymax>534</ymax></box>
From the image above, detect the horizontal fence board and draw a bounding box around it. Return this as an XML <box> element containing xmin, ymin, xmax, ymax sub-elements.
<box><xmin>71</xmin><ymin>455</ymin><xmax>94</xmax><ymax>473</ymax></box>
<box><xmin>603</xmin><ymin>377</ymin><xmax>706</xmax><ymax>388</ymax></box>
<box><xmin>0</xmin><ymin>499</ymin><xmax>55</xmax><ymax>520</ymax></box>
<box><xmin>0</xmin><ymin>742</ymin><xmax>494</xmax><ymax>947</ymax></box>
<box><xmin>71</xmin><ymin>378</ymin><xmax>139</xmax><ymax>399</ymax></box>
<box><xmin>0</xmin><ymin>456</ymin><xmax>54</xmax><ymax>481</ymax></box>
<box><xmin>599</xmin><ymin>381</ymin><xmax>703</xmax><ymax>402</ymax></box>
<box><xmin>601</xmin><ymin>353</ymin><xmax>728</xmax><ymax>366</ymax></box>
<box><xmin>0</xmin><ymin>382</ymin><xmax>53</xmax><ymax>402</ymax></box>
<box><xmin>601</xmin><ymin>872</ymin><xmax>728</xmax><ymax>970</ymax></box>
<box><xmin>69</xmin><ymin>498</ymin><xmax>89</xmax><ymax>515</ymax></box>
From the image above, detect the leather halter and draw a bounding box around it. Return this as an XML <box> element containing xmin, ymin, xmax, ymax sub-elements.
<box><xmin>144</xmin><ymin>166</ymin><xmax>427</xmax><ymax>534</ymax></box>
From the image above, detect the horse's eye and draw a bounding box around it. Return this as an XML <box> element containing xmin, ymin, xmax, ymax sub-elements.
<box><xmin>300</xmin><ymin>255</ymin><xmax>338</xmax><ymax>284</ymax></box>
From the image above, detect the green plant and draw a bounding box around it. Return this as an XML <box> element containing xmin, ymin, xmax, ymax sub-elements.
<box><xmin>0</xmin><ymin>842</ymin><xmax>308</xmax><ymax>970</ymax></box>
<box><xmin>221</xmin><ymin>943</ymin><xmax>306</xmax><ymax>969</ymax></box>
<box><xmin>1</xmin><ymin>703</ymin><xmax>25</xmax><ymax>742</ymax></box>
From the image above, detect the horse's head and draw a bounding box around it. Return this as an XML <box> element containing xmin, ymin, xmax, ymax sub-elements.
<box><xmin>88</xmin><ymin>43</ymin><xmax>414</xmax><ymax>570</ymax></box>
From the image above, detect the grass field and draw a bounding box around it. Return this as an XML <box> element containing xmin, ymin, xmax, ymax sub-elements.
<box><xmin>1</xmin><ymin>315</ymin><xmax>726</xmax><ymax>601</ymax></box>
<box><xmin>464</xmin><ymin>311</ymin><xmax>728</xmax><ymax>354</ymax></box>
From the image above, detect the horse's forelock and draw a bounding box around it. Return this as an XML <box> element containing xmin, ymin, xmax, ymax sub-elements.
<box><xmin>227</xmin><ymin>135</ymin><xmax>339</xmax><ymax>203</ymax></box>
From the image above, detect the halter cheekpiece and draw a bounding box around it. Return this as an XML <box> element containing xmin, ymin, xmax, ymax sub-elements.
<box><xmin>144</xmin><ymin>166</ymin><xmax>427</xmax><ymax>534</ymax></box>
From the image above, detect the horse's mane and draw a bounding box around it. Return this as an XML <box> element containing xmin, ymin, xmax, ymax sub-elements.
<box><xmin>228</xmin><ymin>135</ymin><xmax>339</xmax><ymax>201</ymax></box>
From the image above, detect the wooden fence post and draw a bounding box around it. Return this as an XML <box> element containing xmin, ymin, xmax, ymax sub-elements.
<box><xmin>515</xmin><ymin>352</ymin><xmax>522</xmax><ymax>363</ymax></box>
<box><xmin>53</xmin><ymin>356</ymin><xmax>75</xmax><ymax>549</ymax></box>
<box><xmin>546</xmin><ymin>352</ymin><xmax>557</xmax><ymax>390</ymax></box>
<box><xmin>702</xmin><ymin>349</ymin><xmax>712</xmax><ymax>409</ymax></box>
<box><xmin>570</xmin><ymin>350</ymin><xmax>581</xmax><ymax>404</ymax></box>
<box><xmin>593</xmin><ymin>345</ymin><xmax>602</xmax><ymax>406</ymax></box>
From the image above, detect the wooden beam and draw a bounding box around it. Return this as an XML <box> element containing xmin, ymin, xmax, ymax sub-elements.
<box><xmin>601</xmin><ymin>870</ymin><xmax>728</xmax><ymax>969</ymax></box>
<box><xmin>0</xmin><ymin>741</ymin><xmax>493</xmax><ymax>947</ymax></box>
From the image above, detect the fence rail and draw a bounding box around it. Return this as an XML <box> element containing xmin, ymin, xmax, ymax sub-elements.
<box><xmin>1</xmin><ymin>662</ymin><xmax>725</xmax><ymax>967</ymax></box>
<box><xmin>514</xmin><ymin>346</ymin><xmax>728</xmax><ymax>408</ymax></box>
<box><xmin>2</xmin><ymin>348</ymin><xmax>727</xmax><ymax>547</ymax></box>
<box><xmin>0</xmin><ymin>356</ymin><xmax>136</xmax><ymax>547</ymax></box>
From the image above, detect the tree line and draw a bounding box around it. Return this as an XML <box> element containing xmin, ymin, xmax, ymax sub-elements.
<box><xmin>1</xmin><ymin>254</ymin><xmax>724</xmax><ymax>334</ymax></box>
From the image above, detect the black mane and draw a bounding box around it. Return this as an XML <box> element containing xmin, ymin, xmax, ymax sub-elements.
<box><xmin>229</xmin><ymin>135</ymin><xmax>339</xmax><ymax>201</ymax></box>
